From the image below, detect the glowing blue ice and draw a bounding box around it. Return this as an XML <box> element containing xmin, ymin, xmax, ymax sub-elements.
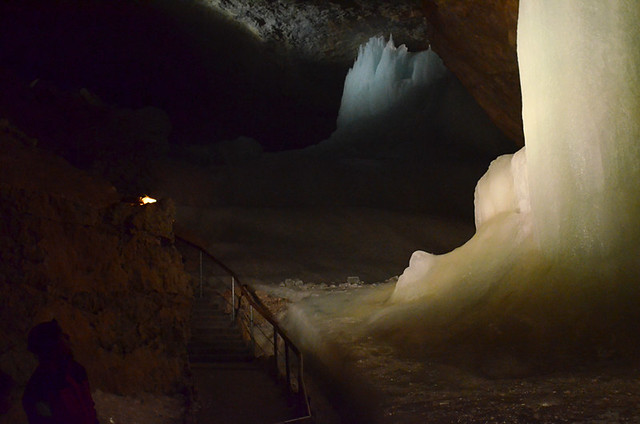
<box><xmin>336</xmin><ymin>35</ymin><xmax>446</xmax><ymax>129</ymax></box>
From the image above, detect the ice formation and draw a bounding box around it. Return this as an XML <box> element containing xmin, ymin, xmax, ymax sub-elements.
<box><xmin>336</xmin><ymin>35</ymin><xmax>445</xmax><ymax>129</ymax></box>
<box><xmin>518</xmin><ymin>0</ymin><xmax>640</xmax><ymax>262</ymax></box>
<box><xmin>317</xmin><ymin>35</ymin><xmax>511</xmax><ymax>158</ymax></box>
<box><xmin>392</xmin><ymin>0</ymin><xmax>640</xmax><ymax>322</ymax></box>
<box><xmin>473</xmin><ymin>148</ymin><xmax>530</xmax><ymax>230</ymax></box>
<box><xmin>277</xmin><ymin>2</ymin><xmax>640</xmax><ymax>392</ymax></box>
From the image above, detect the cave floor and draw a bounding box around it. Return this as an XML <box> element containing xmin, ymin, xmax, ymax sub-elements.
<box><xmin>297</xmin><ymin>329</ymin><xmax>640</xmax><ymax>424</ymax></box>
<box><xmin>191</xmin><ymin>362</ymin><xmax>306</xmax><ymax>424</ymax></box>
<box><xmin>359</xmin><ymin>359</ymin><xmax>640</xmax><ymax>424</ymax></box>
<box><xmin>250</xmin><ymin>284</ymin><xmax>640</xmax><ymax>424</ymax></box>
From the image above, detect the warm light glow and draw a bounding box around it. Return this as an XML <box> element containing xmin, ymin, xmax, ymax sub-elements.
<box><xmin>375</xmin><ymin>0</ymin><xmax>640</xmax><ymax>363</ymax></box>
<box><xmin>392</xmin><ymin>0</ymin><xmax>640</xmax><ymax>303</ymax></box>
<box><xmin>139</xmin><ymin>195</ymin><xmax>157</xmax><ymax>205</ymax></box>
<box><xmin>518</xmin><ymin>0</ymin><xmax>640</xmax><ymax>261</ymax></box>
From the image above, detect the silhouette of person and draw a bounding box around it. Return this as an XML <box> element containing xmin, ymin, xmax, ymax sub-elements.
<box><xmin>22</xmin><ymin>319</ymin><xmax>99</xmax><ymax>424</ymax></box>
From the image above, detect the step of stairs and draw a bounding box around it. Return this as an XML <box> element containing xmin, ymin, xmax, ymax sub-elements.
<box><xmin>188</xmin><ymin>352</ymin><xmax>254</xmax><ymax>363</ymax></box>
<box><xmin>189</xmin><ymin>293</ymin><xmax>254</xmax><ymax>363</ymax></box>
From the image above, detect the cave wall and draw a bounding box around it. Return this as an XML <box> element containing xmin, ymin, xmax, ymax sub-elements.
<box><xmin>0</xmin><ymin>122</ymin><xmax>192</xmax><ymax>423</ymax></box>
<box><xmin>0</xmin><ymin>67</ymin><xmax>171</xmax><ymax>196</ymax></box>
<box><xmin>422</xmin><ymin>0</ymin><xmax>523</xmax><ymax>145</ymax></box>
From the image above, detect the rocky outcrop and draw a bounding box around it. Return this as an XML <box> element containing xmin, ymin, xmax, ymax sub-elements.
<box><xmin>0</xmin><ymin>121</ymin><xmax>192</xmax><ymax>423</ymax></box>
<box><xmin>192</xmin><ymin>0</ymin><xmax>429</xmax><ymax>64</ymax></box>
<box><xmin>423</xmin><ymin>0</ymin><xmax>523</xmax><ymax>144</ymax></box>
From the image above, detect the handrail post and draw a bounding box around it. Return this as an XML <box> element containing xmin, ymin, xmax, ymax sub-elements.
<box><xmin>297</xmin><ymin>355</ymin><xmax>304</xmax><ymax>395</ymax></box>
<box><xmin>249</xmin><ymin>305</ymin><xmax>255</xmax><ymax>354</ymax></box>
<box><xmin>273</xmin><ymin>329</ymin><xmax>278</xmax><ymax>377</ymax></box>
<box><xmin>231</xmin><ymin>276</ymin><xmax>235</xmax><ymax>322</ymax></box>
<box><xmin>285</xmin><ymin>341</ymin><xmax>291</xmax><ymax>392</ymax></box>
<box><xmin>174</xmin><ymin>235</ymin><xmax>312</xmax><ymax>422</ymax></box>
<box><xmin>199</xmin><ymin>250</ymin><xmax>203</xmax><ymax>298</ymax></box>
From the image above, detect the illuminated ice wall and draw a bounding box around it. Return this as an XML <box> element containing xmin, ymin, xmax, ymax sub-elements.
<box><xmin>392</xmin><ymin>0</ymin><xmax>640</xmax><ymax>305</ymax></box>
<box><xmin>519</xmin><ymin>0</ymin><xmax>640</xmax><ymax>262</ymax></box>
<box><xmin>283</xmin><ymin>1</ymin><xmax>640</xmax><ymax>377</ymax></box>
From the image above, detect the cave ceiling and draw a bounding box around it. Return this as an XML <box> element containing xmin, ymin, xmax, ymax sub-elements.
<box><xmin>422</xmin><ymin>0</ymin><xmax>522</xmax><ymax>144</ymax></box>
<box><xmin>190</xmin><ymin>0</ymin><xmax>431</xmax><ymax>64</ymax></box>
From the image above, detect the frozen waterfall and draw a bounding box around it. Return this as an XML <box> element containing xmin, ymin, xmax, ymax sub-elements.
<box><xmin>518</xmin><ymin>0</ymin><xmax>640</xmax><ymax>262</ymax></box>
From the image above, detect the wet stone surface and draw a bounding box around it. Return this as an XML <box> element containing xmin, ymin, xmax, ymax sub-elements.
<box><xmin>264</xmin><ymin>283</ymin><xmax>640</xmax><ymax>424</ymax></box>
<box><xmin>351</xmin><ymin>341</ymin><xmax>640</xmax><ymax>424</ymax></box>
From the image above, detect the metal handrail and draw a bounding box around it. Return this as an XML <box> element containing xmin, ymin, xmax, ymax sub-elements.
<box><xmin>175</xmin><ymin>234</ymin><xmax>313</xmax><ymax>423</ymax></box>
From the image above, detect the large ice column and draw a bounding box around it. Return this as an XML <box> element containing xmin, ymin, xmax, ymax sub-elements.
<box><xmin>518</xmin><ymin>1</ymin><xmax>640</xmax><ymax>261</ymax></box>
<box><xmin>392</xmin><ymin>0</ymin><xmax>640</xmax><ymax>304</ymax></box>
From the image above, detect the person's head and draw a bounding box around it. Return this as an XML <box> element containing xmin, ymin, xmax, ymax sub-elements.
<box><xmin>27</xmin><ymin>319</ymin><xmax>72</xmax><ymax>362</ymax></box>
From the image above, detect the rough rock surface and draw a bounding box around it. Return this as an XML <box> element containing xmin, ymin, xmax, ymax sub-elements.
<box><xmin>197</xmin><ymin>0</ymin><xmax>429</xmax><ymax>64</ymax></box>
<box><xmin>0</xmin><ymin>121</ymin><xmax>193</xmax><ymax>423</ymax></box>
<box><xmin>422</xmin><ymin>0</ymin><xmax>523</xmax><ymax>144</ymax></box>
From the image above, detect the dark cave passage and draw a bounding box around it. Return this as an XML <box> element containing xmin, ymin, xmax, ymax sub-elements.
<box><xmin>0</xmin><ymin>1</ymin><xmax>346</xmax><ymax>151</ymax></box>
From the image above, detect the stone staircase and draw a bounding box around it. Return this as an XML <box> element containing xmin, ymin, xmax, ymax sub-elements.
<box><xmin>176</xmin><ymin>239</ymin><xmax>313</xmax><ymax>423</ymax></box>
<box><xmin>188</xmin><ymin>290</ymin><xmax>254</xmax><ymax>363</ymax></box>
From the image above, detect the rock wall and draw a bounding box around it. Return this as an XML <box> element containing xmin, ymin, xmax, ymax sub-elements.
<box><xmin>0</xmin><ymin>68</ymin><xmax>171</xmax><ymax>196</ymax></box>
<box><xmin>0</xmin><ymin>121</ymin><xmax>192</xmax><ymax>423</ymax></box>
<box><xmin>423</xmin><ymin>0</ymin><xmax>523</xmax><ymax>144</ymax></box>
<box><xmin>189</xmin><ymin>0</ymin><xmax>429</xmax><ymax>63</ymax></box>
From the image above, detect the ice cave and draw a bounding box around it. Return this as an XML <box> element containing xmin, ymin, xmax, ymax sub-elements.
<box><xmin>392</xmin><ymin>0</ymin><xmax>640</xmax><ymax>327</ymax></box>
<box><xmin>285</xmin><ymin>1</ymin><xmax>640</xmax><ymax>421</ymax></box>
<box><xmin>1</xmin><ymin>1</ymin><xmax>639</xmax><ymax>423</ymax></box>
